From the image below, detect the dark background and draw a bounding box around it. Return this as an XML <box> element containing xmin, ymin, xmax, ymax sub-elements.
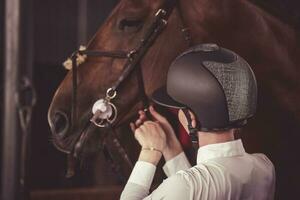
<box><xmin>0</xmin><ymin>0</ymin><xmax>300</xmax><ymax>199</ymax></box>
<box><xmin>0</xmin><ymin>0</ymin><xmax>4</xmax><ymax>192</ymax></box>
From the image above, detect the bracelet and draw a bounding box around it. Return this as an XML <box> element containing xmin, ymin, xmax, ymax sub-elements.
<box><xmin>142</xmin><ymin>147</ymin><xmax>163</xmax><ymax>154</ymax></box>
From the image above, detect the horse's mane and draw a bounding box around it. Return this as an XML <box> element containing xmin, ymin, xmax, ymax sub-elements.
<box><xmin>249</xmin><ymin>0</ymin><xmax>299</xmax><ymax>30</ymax></box>
<box><xmin>245</xmin><ymin>0</ymin><xmax>299</xmax><ymax>60</ymax></box>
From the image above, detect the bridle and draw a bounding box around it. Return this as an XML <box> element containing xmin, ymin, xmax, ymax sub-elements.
<box><xmin>66</xmin><ymin>0</ymin><xmax>196</xmax><ymax>158</ymax></box>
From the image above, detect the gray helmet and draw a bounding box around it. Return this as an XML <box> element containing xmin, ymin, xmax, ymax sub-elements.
<box><xmin>152</xmin><ymin>44</ymin><xmax>257</xmax><ymax>141</ymax></box>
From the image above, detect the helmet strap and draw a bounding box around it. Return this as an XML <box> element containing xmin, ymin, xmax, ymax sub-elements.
<box><xmin>182</xmin><ymin>108</ymin><xmax>198</xmax><ymax>145</ymax></box>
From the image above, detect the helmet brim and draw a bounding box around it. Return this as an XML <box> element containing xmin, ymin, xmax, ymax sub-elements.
<box><xmin>151</xmin><ymin>86</ymin><xmax>186</xmax><ymax>109</ymax></box>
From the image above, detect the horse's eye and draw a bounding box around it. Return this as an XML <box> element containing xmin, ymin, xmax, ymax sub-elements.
<box><xmin>118</xmin><ymin>19</ymin><xmax>143</xmax><ymax>32</ymax></box>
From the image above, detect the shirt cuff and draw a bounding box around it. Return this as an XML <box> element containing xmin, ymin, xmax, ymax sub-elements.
<box><xmin>163</xmin><ymin>152</ymin><xmax>191</xmax><ymax>177</ymax></box>
<box><xmin>127</xmin><ymin>161</ymin><xmax>156</xmax><ymax>190</ymax></box>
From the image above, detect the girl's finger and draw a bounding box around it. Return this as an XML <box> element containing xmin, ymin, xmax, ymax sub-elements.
<box><xmin>139</xmin><ymin>124</ymin><xmax>147</xmax><ymax>133</ymax></box>
<box><xmin>134</xmin><ymin>128</ymin><xmax>142</xmax><ymax>140</ymax></box>
<box><xmin>130</xmin><ymin>122</ymin><xmax>136</xmax><ymax>132</ymax></box>
<box><xmin>138</xmin><ymin>111</ymin><xmax>147</xmax><ymax>121</ymax></box>
<box><xmin>149</xmin><ymin>106</ymin><xmax>166</xmax><ymax>122</ymax></box>
<box><xmin>135</xmin><ymin>119</ymin><xmax>142</xmax><ymax>127</ymax></box>
<box><xmin>138</xmin><ymin>110</ymin><xmax>145</xmax><ymax>115</ymax></box>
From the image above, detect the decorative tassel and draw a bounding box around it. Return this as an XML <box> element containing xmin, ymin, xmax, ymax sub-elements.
<box><xmin>63</xmin><ymin>45</ymin><xmax>87</xmax><ymax>70</ymax></box>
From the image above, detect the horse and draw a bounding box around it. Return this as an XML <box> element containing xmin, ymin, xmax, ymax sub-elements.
<box><xmin>48</xmin><ymin>0</ymin><xmax>299</xmax><ymax>196</ymax></box>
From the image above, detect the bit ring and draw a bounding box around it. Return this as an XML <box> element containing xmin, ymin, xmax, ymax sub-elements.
<box><xmin>106</xmin><ymin>88</ymin><xmax>117</xmax><ymax>99</ymax></box>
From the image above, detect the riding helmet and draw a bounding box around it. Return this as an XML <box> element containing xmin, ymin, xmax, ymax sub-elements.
<box><xmin>151</xmin><ymin>43</ymin><xmax>257</xmax><ymax>132</ymax></box>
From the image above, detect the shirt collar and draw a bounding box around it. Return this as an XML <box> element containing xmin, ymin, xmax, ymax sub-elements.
<box><xmin>197</xmin><ymin>139</ymin><xmax>245</xmax><ymax>164</ymax></box>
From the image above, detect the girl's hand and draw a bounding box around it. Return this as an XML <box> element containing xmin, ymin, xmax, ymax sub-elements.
<box><xmin>130</xmin><ymin>121</ymin><xmax>166</xmax><ymax>165</ymax></box>
<box><xmin>148</xmin><ymin>106</ymin><xmax>183</xmax><ymax>161</ymax></box>
<box><xmin>130</xmin><ymin>106</ymin><xmax>183</xmax><ymax>162</ymax></box>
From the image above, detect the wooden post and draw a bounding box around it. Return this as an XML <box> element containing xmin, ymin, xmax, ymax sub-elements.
<box><xmin>19</xmin><ymin>1</ymin><xmax>34</xmax><ymax>200</ymax></box>
<box><xmin>1</xmin><ymin>0</ymin><xmax>21</xmax><ymax>200</ymax></box>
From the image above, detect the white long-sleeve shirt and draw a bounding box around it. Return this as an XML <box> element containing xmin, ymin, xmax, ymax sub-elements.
<box><xmin>120</xmin><ymin>139</ymin><xmax>275</xmax><ymax>200</ymax></box>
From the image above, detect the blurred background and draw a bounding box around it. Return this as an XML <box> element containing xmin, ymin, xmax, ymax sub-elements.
<box><xmin>0</xmin><ymin>0</ymin><xmax>300</xmax><ymax>199</ymax></box>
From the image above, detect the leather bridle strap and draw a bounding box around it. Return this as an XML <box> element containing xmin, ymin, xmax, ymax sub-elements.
<box><xmin>76</xmin><ymin>50</ymin><xmax>128</xmax><ymax>58</ymax></box>
<box><xmin>107</xmin><ymin>7</ymin><xmax>175</xmax><ymax>93</ymax></box>
<box><xmin>136</xmin><ymin>63</ymin><xmax>149</xmax><ymax>109</ymax></box>
<box><xmin>71</xmin><ymin>54</ymin><xmax>78</xmax><ymax>126</ymax></box>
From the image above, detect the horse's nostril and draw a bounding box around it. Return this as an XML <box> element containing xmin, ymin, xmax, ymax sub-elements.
<box><xmin>53</xmin><ymin>111</ymin><xmax>69</xmax><ymax>138</ymax></box>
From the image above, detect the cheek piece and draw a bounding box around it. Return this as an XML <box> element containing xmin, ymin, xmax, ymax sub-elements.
<box><xmin>182</xmin><ymin>108</ymin><xmax>199</xmax><ymax>144</ymax></box>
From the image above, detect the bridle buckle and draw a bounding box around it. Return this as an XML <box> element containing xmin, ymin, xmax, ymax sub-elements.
<box><xmin>127</xmin><ymin>50</ymin><xmax>137</xmax><ymax>61</ymax></box>
<box><xmin>155</xmin><ymin>9</ymin><xmax>167</xmax><ymax>18</ymax></box>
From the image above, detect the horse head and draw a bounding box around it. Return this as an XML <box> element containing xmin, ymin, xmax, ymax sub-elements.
<box><xmin>47</xmin><ymin>0</ymin><xmax>189</xmax><ymax>157</ymax></box>
<box><xmin>48</xmin><ymin>0</ymin><xmax>300</xmax><ymax>172</ymax></box>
